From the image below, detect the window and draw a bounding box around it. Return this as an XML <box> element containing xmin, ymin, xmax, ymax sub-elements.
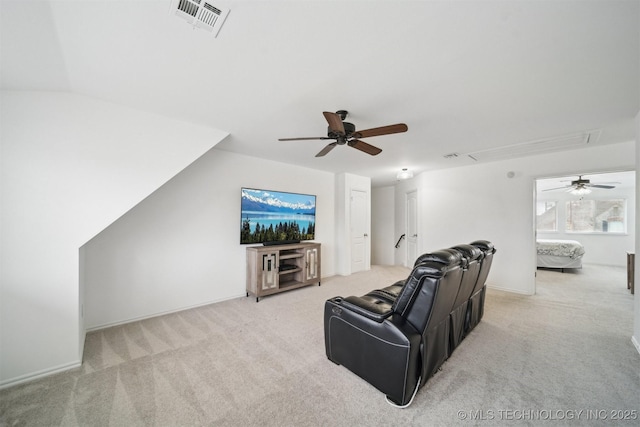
<box><xmin>536</xmin><ymin>201</ymin><xmax>557</xmax><ymax>232</ymax></box>
<box><xmin>565</xmin><ymin>199</ymin><xmax>626</xmax><ymax>233</ymax></box>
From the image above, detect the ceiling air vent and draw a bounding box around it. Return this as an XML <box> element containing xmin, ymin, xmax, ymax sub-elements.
<box><xmin>171</xmin><ymin>0</ymin><xmax>230</xmax><ymax>37</ymax></box>
<box><xmin>466</xmin><ymin>130</ymin><xmax>600</xmax><ymax>163</ymax></box>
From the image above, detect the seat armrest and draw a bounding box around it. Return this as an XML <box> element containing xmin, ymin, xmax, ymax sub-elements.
<box><xmin>339</xmin><ymin>296</ymin><xmax>393</xmax><ymax>323</ymax></box>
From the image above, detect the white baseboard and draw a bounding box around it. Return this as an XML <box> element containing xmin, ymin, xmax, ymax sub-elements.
<box><xmin>0</xmin><ymin>360</ymin><xmax>81</xmax><ymax>390</ymax></box>
<box><xmin>487</xmin><ymin>284</ymin><xmax>534</xmax><ymax>296</ymax></box>
<box><xmin>85</xmin><ymin>293</ymin><xmax>244</xmax><ymax>332</ymax></box>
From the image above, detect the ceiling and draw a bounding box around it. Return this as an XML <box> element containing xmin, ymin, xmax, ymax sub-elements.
<box><xmin>1</xmin><ymin>1</ymin><xmax>638</xmax><ymax>187</ymax></box>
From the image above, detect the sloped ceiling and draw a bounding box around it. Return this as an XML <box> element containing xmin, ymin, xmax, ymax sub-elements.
<box><xmin>1</xmin><ymin>0</ymin><xmax>638</xmax><ymax>186</ymax></box>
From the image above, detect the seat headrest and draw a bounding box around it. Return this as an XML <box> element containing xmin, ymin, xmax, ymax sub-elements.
<box><xmin>470</xmin><ymin>240</ymin><xmax>496</xmax><ymax>254</ymax></box>
<box><xmin>392</xmin><ymin>260</ymin><xmax>451</xmax><ymax>315</ymax></box>
<box><xmin>451</xmin><ymin>244</ymin><xmax>483</xmax><ymax>261</ymax></box>
<box><xmin>414</xmin><ymin>249</ymin><xmax>463</xmax><ymax>268</ymax></box>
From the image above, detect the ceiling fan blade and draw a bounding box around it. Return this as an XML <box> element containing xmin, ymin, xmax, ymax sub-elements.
<box><xmin>586</xmin><ymin>184</ymin><xmax>616</xmax><ymax>189</ymax></box>
<box><xmin>348</xmin><ymin>139</ymin><xmax>382</xmax><ymax>156</ymax></box>
<box><xmin>323</xmin><ymin>112</ymin><xmax>345</xmax><ymax>135</ymax></box>
<box><xmin>542</xmin><ymin>186</ymin><xmax>571</xmax><ymax>191</ymax></box>
<box><xmin>353</xmin><ymin>123</ymin><xmax>408</xmax><ymax>138</ymax></box>
<box><xmin>315</xmin><ymin>142</ymin><xmax>337</xmax><ymax>157</ymax></box>
<box><xmin>279</xmin><ymin>136</ymin><xmax>331</xmax><ymax>141</ymax></box>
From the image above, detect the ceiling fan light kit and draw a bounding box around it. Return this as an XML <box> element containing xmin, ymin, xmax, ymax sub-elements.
<box><xmin>570</xmin><ymin>186</ymin><xmax>592</xmax><ymax>196</ymax></box>
<box><xmin>279</xmin><ymin>110</ymin><xmax>408</xmax><ymax>157</ymax></box>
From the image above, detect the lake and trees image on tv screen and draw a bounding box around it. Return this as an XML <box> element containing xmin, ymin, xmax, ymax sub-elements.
<box><xmin>241</xmin><ymin>188</ymin><xmax>316</xmax><ymax>244</ymax></box>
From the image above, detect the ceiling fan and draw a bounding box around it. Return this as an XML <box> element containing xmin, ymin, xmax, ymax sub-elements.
<box><xmin>278</xmin><ymin>110</ymin><xmax>408</xmax><ymax>157</ymax></box>
<box><xmin>542</xmin><ymin>175</ymin><xmax>620</xmax><ymax>193</ymax></box>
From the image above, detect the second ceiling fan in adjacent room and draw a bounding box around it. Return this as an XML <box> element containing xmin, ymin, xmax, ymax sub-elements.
<box><xmin>543</xmin><ymin>175</ymin><xmax>620</xmax><ymax>195</ymax></box>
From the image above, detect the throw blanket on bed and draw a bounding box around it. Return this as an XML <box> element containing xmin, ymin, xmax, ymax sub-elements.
<box><xmin>536</xmin><ymin>239</ymin><xmax>585</xmax><ymax>259</ymax></box>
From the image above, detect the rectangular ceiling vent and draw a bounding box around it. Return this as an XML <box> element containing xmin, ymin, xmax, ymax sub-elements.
<box><xmin>171</xmin><ymin>0</ymin><xmax>230</xmax><ymax>37</ymax></box>
<box><xmin>466</xmin><ymin>130</ymin><xmax>600</xmax><ymax>163</ymax></box>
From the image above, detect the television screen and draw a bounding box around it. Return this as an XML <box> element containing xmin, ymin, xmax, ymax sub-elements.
<box><xmin>240</xmin><ymin>187</ymin><xmax>316</xmax><ymax>245</ymax></box>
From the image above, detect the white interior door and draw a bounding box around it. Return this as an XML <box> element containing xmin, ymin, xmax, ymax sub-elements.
<box><xmin>350</xmin><ymin>189</ymin><xmax>367</xmax><ymax>273</ymax></box>
<box><xmin>406</xmin><ymin>190</ymin><xmax>418</xmax><ymax>266</ymax></box>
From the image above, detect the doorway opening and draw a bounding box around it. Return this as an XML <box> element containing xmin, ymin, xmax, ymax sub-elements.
<box><xmin>534</xmin><ymin>170</ymin><xmax>635</xmax><ymax>294</ymax></box>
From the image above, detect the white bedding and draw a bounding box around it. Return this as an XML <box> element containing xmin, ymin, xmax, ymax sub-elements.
<box><xmin>536</xmin><ymin>239</ymin><xmax>585</xmax><ymax>269</ymax></box>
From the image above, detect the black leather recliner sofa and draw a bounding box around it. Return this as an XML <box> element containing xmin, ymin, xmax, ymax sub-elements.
<box><xmin>466</xmin><ymin>240</ymin><xmax>496</xmax><ymax>333</ymax></box>
<box><xmin>448</xmin><ymin>244</ymin><xmax>483</xmax><ymax>353</ymax></box>
<box><xmin>323</xmin><ymin>240</ymin><xmax>496</xmax><ymax>407</ymax></box>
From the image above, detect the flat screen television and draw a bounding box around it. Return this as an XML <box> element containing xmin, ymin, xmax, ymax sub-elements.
<box><xmin>240</xmin><ymin>187</ymin><xmax>316</xmax><ymax>245</ymax></box>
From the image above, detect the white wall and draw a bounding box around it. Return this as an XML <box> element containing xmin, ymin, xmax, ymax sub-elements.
<box><xmin>83</xmin><ymin>149</ymin><xmax>336</xmax><ymax>329</ymax></box>
<box><xmin>371</xmin><ymin>186</ymin><xmax>395</xmax><ymax>265</ymax></box>
<box><xmin>537</xmin><ymin>175</ymin><xmax>635</xmax><ymax>267</ymax></box>
<box><xmin>0</xmin><ymin>91</ymin><xmax>227</xmax><ymax>386</ymax></box>
<box><xmin>389</xmin><ymin>140</ymin><xmax>635</xmax><ymax>295</ymax></box>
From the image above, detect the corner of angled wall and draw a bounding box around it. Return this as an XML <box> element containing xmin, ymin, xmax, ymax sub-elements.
<box><xmin>633</xmin><ymin>110</ymin><xmax>640</xmax><ymax>355</ymax></box>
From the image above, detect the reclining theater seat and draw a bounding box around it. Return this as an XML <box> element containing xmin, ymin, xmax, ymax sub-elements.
<box><xmin>323</xmin><ymin>250</ymin><xmax>464</xmax><ymax>407</ymax></box>
<box><xmin>448</xmin><ymin>244</ymin><xmax>483</xmax><ymax>353</ymax></box>
<box><xmin>466</xmin><ymin>240</ymin><xmax>496</xmax><ymax>332</ymax></box>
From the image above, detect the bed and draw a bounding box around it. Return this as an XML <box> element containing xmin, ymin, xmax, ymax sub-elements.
<box><xmin>536</xmin><ymin>239</ymin><xmax>585</xmax><ymax>271</ymax></box>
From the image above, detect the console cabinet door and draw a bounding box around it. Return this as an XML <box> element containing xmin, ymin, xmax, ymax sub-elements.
<box><xmin>260</xmin><ymin>251</ymin><xmax>279</xmax><ymax>290</ymax></box>
<box><xmin>305</xmin><ymin>246</ymin><xmax>319</xmax><ymax>282</ymax></box>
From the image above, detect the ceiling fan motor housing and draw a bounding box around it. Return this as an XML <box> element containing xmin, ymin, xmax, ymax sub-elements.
<box><xmin>328</xmin><ymin>122</ymin><xmax>356</xmax><ymax>143</ymax></box>
<box><xmin>572</xmin><ymin>177</ymin><xmax>590</xmax><ymax>186</ymax></box>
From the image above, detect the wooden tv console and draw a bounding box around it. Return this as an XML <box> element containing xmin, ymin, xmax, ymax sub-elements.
<box><xmin>246</xmin><ymin>242</ymin><xmax>321</xmax><ymax>302</ymax></box>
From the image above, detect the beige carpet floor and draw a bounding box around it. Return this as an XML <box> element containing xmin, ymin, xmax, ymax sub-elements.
<box><xmin>1</xmin><ymin>263</ymin><xmax>638</xmax><ymax>426</ymax></box>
